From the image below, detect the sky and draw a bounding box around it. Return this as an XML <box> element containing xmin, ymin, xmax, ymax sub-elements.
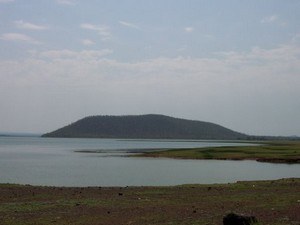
<box><xmin>0</xmin><ymin>0</ymin><xmax>300</xmax><ymax>136</ymax></box>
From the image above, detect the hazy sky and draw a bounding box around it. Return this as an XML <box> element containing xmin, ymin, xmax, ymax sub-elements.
<box><xmin>0</xmin><ymin>0</ymin><xmax>300</xmax><ymax>136</ymax></box>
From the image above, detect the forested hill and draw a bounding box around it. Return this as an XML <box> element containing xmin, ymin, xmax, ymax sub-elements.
<box><xmin>42</xmin><ymin>114</ymin><xmax>248</xmax><ymax>140</ymax></box>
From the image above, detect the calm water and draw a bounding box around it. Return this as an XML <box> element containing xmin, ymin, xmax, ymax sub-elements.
<box><xmin>0</xmin><ymin>137</ymin><xmax>299</xmax><ymax>187</ymax></box>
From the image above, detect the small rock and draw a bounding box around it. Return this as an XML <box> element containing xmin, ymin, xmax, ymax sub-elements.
<box><xmin>118</xmin><ymin>193</ymin><xmax>123</xmax><ymax>196</ymax></box>
<box><xmin>223</xmin><ymin>213</ymin><xmax>258</xmax><ymax>225</ymax></box>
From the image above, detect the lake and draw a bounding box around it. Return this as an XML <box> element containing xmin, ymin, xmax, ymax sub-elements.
<box><xmin>0</xmin><ymin>137</ymin><xmax>299</xmax><ymax>187</ymax></box>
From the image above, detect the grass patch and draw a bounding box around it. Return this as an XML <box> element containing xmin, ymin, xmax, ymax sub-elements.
<box><xmin>137</xmin><ymin>141</ymin><xmax>300</xmax><ymax>163</ymax></box>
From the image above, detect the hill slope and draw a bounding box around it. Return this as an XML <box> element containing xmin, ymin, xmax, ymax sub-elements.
<box><xmin>42</xmin><ymin>114</ymin><xmax>248</xmax><ymax>140</ymax></box>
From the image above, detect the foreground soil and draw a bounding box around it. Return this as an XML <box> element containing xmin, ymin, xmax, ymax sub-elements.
<box><xmin>0</xmin><ymin>178</ymin><xmax>299</xmax><ymax>225</ymax></box>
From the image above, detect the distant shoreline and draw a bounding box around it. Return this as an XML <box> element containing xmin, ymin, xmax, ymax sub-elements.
<box><xmin>0</xmin><ymin>133</ymin><xmax>41</xmax><ymax>137</ymax></box>
<box><xmin>133</xmin><ymin>141</ymin><xmax>300</xmax><ymax>164</ymax></box>
<box><xmin>73</xmin><ymin>140</ymin><xmax>300</xmax><ymax>164</ymax></box>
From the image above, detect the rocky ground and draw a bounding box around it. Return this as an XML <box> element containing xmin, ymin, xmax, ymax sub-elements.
<box><xmin>0</xmin><ymin>178</ymin><xmax>299</xmax><ymax>225</ymax></box>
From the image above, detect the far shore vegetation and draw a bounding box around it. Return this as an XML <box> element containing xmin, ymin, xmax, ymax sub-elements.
<box><xmin>136</xmin><ymin>141</ymin><xmax>300</xmax><ymax>164</ymax></box>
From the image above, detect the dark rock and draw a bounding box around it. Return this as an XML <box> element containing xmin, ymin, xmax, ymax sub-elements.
<box><xmin>223</xmin><ymin>213</ymin><xmax>258</xmax><ymax>225</ymax></box>
<box><xmin>118</xmin><ymin>193</ymin><xmax>123</xmax><ymax>196</ymax></box>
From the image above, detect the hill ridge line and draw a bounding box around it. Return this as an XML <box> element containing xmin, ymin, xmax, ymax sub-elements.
<box><xmin>42</xmin><ymin>114</ymin><xmax>248</xmax><ymax>140</ymax></box>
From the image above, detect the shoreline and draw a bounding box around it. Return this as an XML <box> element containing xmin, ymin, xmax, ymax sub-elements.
<box><xmin>133</xmin><ymin>141</ymin><xmax>300</xmax><ymax>164</ymax></box>
<box><xmin>1</xmin><ymin>177</ymin><xmax>299</xmax><ymax>188</ymax></box>
<box><xmin>75</xmin><ymin>140</ymin><xmax>300</xmax><ymax>164</ymax></box>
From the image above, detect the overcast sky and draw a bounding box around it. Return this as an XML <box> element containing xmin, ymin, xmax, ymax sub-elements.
<box><xmin>0</xmin><ymin>0</ymin><xmax>300</xmax><ymax>136</ymax></box>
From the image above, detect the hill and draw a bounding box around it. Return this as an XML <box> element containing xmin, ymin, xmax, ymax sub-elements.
<box><xmin>42</xmin><ymin>114</ymin><xmax>248</xmax><ymax>140</ymax></box>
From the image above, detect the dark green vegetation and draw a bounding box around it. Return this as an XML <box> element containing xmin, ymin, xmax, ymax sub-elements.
<box><xmin>138</xmin><ymin>141</ymin><xmax>300</xmax><ymax>163</ymax></box>
<box><xmin>42</xmin><ymin>114</ymin><xmax>248</xmax><ymax>139</ymax></box>
<box><xmin>0</xmin><ymin>179</ymin><xmax>299</xmax><ymax>225</ymax></box>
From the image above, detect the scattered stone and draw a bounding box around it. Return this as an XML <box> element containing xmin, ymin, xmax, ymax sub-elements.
<box><xmin>223</xmin><ymin>213</ymin><xmax>258</xmax><ymax>225</ymax></box>
<box><xmin>118</xmin><ymin>193</ymin><xmax>123</xmax><ymax>196</ymax></box>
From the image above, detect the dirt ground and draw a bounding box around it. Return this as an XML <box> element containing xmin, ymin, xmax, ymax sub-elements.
<box><xmin>0</xmin><ymin>178</ymin><xmax>299</xmax><ymax>225</ymax></box>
